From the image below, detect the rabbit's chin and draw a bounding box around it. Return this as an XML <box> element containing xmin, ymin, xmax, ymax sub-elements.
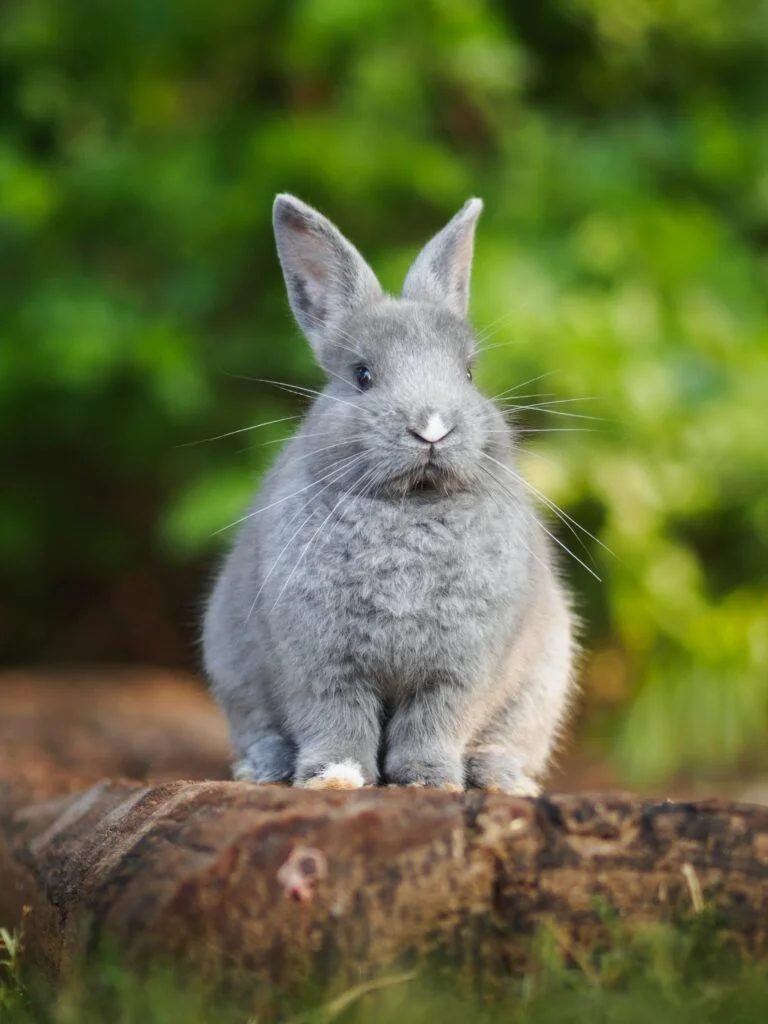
<box><xmin>385</xmin><ymin>462</ymin><xmax>471</xmax><ymax>498</ymax></box>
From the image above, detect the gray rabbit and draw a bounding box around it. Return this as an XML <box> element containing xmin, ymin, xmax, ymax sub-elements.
<box><xmin>203</xmin><ymin>194</ymin><xmax>576</xmax><ymax>794</ymax></box>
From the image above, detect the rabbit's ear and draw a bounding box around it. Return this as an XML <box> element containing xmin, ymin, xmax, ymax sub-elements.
<box><xmin>401</xmin><ymin>198</ymin><xmax>483</xmax><ymax>319</ymax></box>
<box><xmin>273</xmin><ymin>194</ymin><xmax>383</xmax><ymax>355</ymax></box>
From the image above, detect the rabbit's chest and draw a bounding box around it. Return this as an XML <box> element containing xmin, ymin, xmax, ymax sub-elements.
<box><xmin>321</xmin><ymin>504</ymin><xmax>525</xmax><ymax>680</ymax></box>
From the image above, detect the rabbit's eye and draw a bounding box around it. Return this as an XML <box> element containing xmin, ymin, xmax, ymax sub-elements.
<box><xmin>356</xmin><ymin>366</ymin><xmax>373</xmax><ymax>390</ymax></box>
<box><xmin>466</xmin><ymin>366</ymin><xmax>473</xmax><ymax>382</ymax></box>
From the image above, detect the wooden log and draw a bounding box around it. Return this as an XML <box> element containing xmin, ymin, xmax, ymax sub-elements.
<box><xmin>1</xmin><ymin>670</ymin><xmax>767</xmax><ymax>1001</ymax></box>
<box><xmin>2</xmin><ymin>778</ymin><xmax>767</xmax><ymax>995</ymax></box>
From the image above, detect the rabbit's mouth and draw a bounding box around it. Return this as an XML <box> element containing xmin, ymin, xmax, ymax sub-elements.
<box><xmin>391</xmin><ymin>461</ymin><xmax>466</xmax><ymax>496</ymax></box>
<box><xmin>411</xmin><ymin>474</ymin><xmax>440</xmax><ymax>493</ymax></box>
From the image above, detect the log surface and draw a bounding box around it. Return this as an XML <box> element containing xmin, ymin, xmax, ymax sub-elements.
<box><xmin>1</xmin><ymin>671</ymin><xmax>767</xmax><ymax>994</ymax></box>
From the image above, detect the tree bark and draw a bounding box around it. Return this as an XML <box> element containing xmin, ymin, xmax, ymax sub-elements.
<box><xmin>1</xmin><ymin>671</ymin><xmax>767</xmax><ymax>1001</ymax></box>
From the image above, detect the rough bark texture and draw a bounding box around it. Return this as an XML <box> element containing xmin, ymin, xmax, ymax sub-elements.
<box><xmin>1</xmin><ymin>671</ymin><xmax>768</xmax><ymax>1001</ymax></box>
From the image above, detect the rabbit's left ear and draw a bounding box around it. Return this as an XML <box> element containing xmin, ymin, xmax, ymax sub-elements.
<box><xmin>273</xmin><ymin>194</ymin><xmax>383</xmax><ymax>357</ymax></box>
<box><xmin>401</xmin><ymin>198</ymin><xmax>483</xmax><ymax>319</ymax></box>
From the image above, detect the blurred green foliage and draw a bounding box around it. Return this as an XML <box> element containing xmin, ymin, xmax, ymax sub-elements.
<box><xmin>1</xmin><ymin>0</ymin><xmax>767</xmax><ymax>783</ymax></box>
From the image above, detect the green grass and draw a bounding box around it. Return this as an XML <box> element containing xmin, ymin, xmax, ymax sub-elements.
<box><xmin>2</xmin><ymin>910</ymin><xmax>768</xmax><ymax>1024</ymax></box>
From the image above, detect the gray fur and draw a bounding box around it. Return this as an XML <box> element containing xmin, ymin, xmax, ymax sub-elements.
<box><xmin>203</xmin><ymin>194</ymin><xmax>576</xmax><ymax>794</ymax></box>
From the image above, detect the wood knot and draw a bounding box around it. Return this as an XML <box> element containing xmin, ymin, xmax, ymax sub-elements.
<box><xmin>276</xmin><ymin>846</ymin><xmax>328</xmax><ymax>903</ymax></box>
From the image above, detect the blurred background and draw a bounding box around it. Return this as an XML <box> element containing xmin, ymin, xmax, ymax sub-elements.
<box><xmin>1</xmin><ymin>0</ymin><xmax>767</xmax><ymax>795</ymax></box>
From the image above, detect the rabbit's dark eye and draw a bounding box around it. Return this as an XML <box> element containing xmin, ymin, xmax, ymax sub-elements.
<box><xmin>466</xmin><ymin>366</ymin><xmax>473</xmax><ymax>382</ymax></box>
<box><xmin>356</xmin><ymin>365</ymin><xmax>373</xmax><ymax>390</ymax></box>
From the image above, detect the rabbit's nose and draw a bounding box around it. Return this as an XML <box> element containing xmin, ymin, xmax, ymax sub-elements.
<box><xmin>408</xmin><ymin>412</ymin><xmax>454</xmax><ymax>445</ymax></box>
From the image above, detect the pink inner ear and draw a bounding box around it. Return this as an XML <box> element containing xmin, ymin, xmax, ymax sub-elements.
<box><xmin>285</xmin><ymin>225</ymin><xmax>332</xmax><ymax>327</ymax></box>
<box><xmin>452</xmin><ymin>231</ymin><xmax>473</xmax><ymax>293</ymax></box>
<box><xmin>293</xmin><ymin>224</ymin><xmax>331</xmax><ymax>287</ymax></box>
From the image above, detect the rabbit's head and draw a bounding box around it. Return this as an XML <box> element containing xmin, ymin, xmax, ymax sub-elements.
<box><xmin>273</xmin><ymin>194</ymin><xmax>511</xmax><ymax>496</ymax></box>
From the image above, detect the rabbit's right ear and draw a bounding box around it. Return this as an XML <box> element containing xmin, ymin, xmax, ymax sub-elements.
<box><xmin>402</xmin><ymin>198</ymin><xmax>482</xmax><ymax>319</ymax></box>
<box><xmin>273</xmin><ymin>195</ymin><xmax>383</xmax><ymax>356</ymax></box>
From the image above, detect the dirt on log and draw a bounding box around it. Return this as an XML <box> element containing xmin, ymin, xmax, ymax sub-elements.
<box><xmin>1</xmin><ymin>670</ymin><xmax>768</xmax><ymax>998</ymax></box>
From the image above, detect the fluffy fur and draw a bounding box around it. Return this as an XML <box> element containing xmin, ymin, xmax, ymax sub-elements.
<box><xmin>203</xmin><ymin>194</ymin><xmax>576</xmax><ymax>794</ymax></box>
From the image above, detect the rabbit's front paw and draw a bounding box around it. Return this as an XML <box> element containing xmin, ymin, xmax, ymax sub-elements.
<box><xmin>232</xmin><ymin>734</ymin><xmax>296</xmax><ymax>784</ymax></box>
<box><xmin>384</xmin><ymin>751</ymin><xmax>464</xmax><ymax>791</ymax></box>
<box><xmin>295</xmin><ymin>758</ymin><xmax>372</xmax><ymax>790</ymax></box>
<box><xmin>465</xmin><ymin>754</ymin><xmax>541</xmax><ymax>797</ymax></box>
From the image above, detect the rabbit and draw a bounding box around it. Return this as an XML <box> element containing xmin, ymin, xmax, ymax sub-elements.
<box><xmin>203</xmin><ymin>193</ymin><xmax>576</xmax><ymax>794</ymax></box>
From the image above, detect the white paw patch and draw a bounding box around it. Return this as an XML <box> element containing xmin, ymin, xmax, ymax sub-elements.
<box><xmin>232</xmin><ymin>760</ymin><xmax>257</xmax><ymax>782</ymax></box>
<box><xmin>301</xmin><ymin>760</ymin><xmax>366</xmax><ymax>790</ymax></box>
<box><xmin>496</xmin><ymin>778</ymin><xmax>540</xmax><ymax>798</ymax></box>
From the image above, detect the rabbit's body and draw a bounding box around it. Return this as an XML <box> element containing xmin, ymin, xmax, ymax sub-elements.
<box><xmin>204</xmin><ymin>199</ymin><xmax>576</xmax><ymax>793</ymax></box>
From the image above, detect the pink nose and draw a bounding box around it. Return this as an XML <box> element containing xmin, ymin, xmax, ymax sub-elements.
<box><xmin>410</xmin><ymin>413</ymin><xmax>453</xmax><ymax>445</ymax></box>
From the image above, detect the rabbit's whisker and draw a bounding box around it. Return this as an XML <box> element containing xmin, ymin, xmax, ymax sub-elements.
<box><xmin>286</xmin><ymin>438</ymin><xmax>367</xmax><ymax>464</ymax></box>
<box><xmin>488</xmin><ymin>372</ymin><xmax>558</xmax><ymax>398</ymax></box>
<box><xmin>238</xmin><ymin>429</ymin><xmax>373</xmax><ymax>456</ymax></box>
<box><xmin>257</xmin><ymin>428</ymin><xmax>357</xmax><ymax>447</ymax></box>
<box><xmin>475</xmin><ymin>464</ymin><xmax>551</xmax><ymax>576</ymax></box>
<box><xmin>265</xmin><ymin>379</ymin><xmax>363</xmax><ymax>412</ymax></box>
<box><xmin>501</xmin><ymin>404</ymin><xmax>604</xmax><ymax>422</ymax></box>
<box><xmin>479</xmin><ymin>457</ymin><xmax>601</xmax><ymax>581</ymax></box>
<box><xmin>212</xmin><ymin>451</ymin><xmax>366</xmax><ymax>535</ymax></box>
<box><xmin>245</xmin><ymin>452</ymin><xmax>370</xmax><ymax>623</ymax></box>
<box><xmin>321</xmin><ymin>364</ymin><xmax>365</xmax><ymax>392</ymax></box>
<box><xmin>303</xmin><ymin>309</ymin><xmax>364</xmax><ymax>357</ymax></box>
<box><xmin>270</xmin><ymin>464</ymin><xmax>380</xmax><ymax>613</ymax></box>
<box><xmin>475</xmin><ymin>311</ymin><xmax>518</xmax><ymax>344</ymax></box>
<box><xmin>234</xmin><ymin>429</ymin><xmax>351</xmax><ymax>456</ymax></box>
<box><xmin>483</xmin><ymin>450</ymin><xmax>602</xmax><ymax>558</ymax></box>
<box><xmin>481</xmin><ymin>451</ymin><xmax>612</xmax><ymax>565</ymax></box>
<box><xmin>515</xmin><ymin>427</ymin><xmax>596</xmax><ymax>434</ymax></box>
<box><xmin>488</xmin><ymin>391</ymin><xmax>556</xmax><ymax>403</ymax></box>
<box><xmin>274</xmin><ymin>453</ymin><xmax>368</xmax><ymax>539</ymax></box>
<box><xmin>475</xmin><ymin>339</ymin><xmax>525</xmax><ymax>354</ymax></box>
<box><xmin>218</xmin><ymin>370</ymin><xmax>363</xmax><ymax>413</ymax></box>
<box><xmin>503</xmin><ymin>397</ymin><xmax>600</xmax><ymax>408</ymax></box>
<box><xmin>177</xmin><ymin>415</ymin><xmax>299</xmax><ymax>447</ymax></box>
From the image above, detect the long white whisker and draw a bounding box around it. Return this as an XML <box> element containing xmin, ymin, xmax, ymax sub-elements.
<box><xmin>217</xmin><ymin>369</ymin><xmax>362</xmax><ymax>413</ymax></box>
<box><xmin>260</xmin><ymin>379</ymin><xmax>362</xmax><ymax>412</ymax></box>
<box><xmin>481</xmin><ymin>452</ymin><xmax>612</xmax><ymax>561</ymax></box>
<box><xmin>475</xmin><ymin>340</ymin><xmax>525</xmax><ymax>354</ymax></box>
<box><xmin>211</xmin><ymin>451</ymin><xmax>365</xmax><ymax>535</ymax></box>
<box><xmin>244</xmin><ymin>454</ymin><xmax>370</xmax><ymax>623</ymax></box>
<box><xmin>475</xmin><ymin>311</ymin><xmax>518</xmax><ymax>344</ymax></box>
<box><xmin>274</xmin><ymin>453</ymin><xmax>366</xmax><ymax>539</ymax></box>
<box><xmin>302</xmin><ymin>309</ymin><xmax>364</xmax><ymax>356</ymax></box>
<box><xmin>285</xmin><ymin>438</ymin><xmax>366</xmax><ymax>464</ymax></box>
<box><xmin>515</xmin><ymin>427</ymin><xmax>596</xmax><ymax>434</ymax></box>
<box><xmin>270</xmin><ymin>464</ymin><xmax>379</xmax><ymax>612</ymax></box>
<box><xmin>502</xmin><ymin>397</ymin><xmax>600</xmax><ymax>408</ymax></box>
<box><xmin>255</xmin><ymin>428</ymin><xmax>360</xmax><ymax>448</ymax></box>
<box><xmin>501</xmin><ymin>404</ymin><xmax>605</xmax><ymax>422</ymax></box>
<box><xmin>238</xmin><ymin>429</ymin><xmax>370</xmax><ymax>456</ymax></box>
<box><xmin>475</xmin><ymin>465</ymin><xmax>551</xmax><ymax>576</ymax></box>
<box><xmin>245</xmin><ymin>508</ymin><xmax>318</xmax><ymax>623</ymax></box>
<box><xmin>479</xmin><ymin>457</ymin><xmax>601</xmax><ymax>581</ymax></box>
<box><xmin>322</xmin><ymin>364</ymin><xmax>363</xmax><ymax>392</ymax></box>
<box><xmin>321</xmin><ymin>337</ymin><xmax>365</xmax><ymax>359</ymax></box>
<box><xmin>483</xmin><ymin>450</ymin><xmax>595</xmax><ymax>549</ymax></box>
<box><xmin>177</xmin><ymin>415</ymin><xmax>299</xmax><ymax>447</ymax></box>
<box><xmin>487</xmin><ymin>371</ymin><xmax>558</xmax><ymax>398</ymax></box>
<box><xmin>488</xmin><ymin>391</ymin><xmax>556</xmax><ymax>403</ymax></box>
